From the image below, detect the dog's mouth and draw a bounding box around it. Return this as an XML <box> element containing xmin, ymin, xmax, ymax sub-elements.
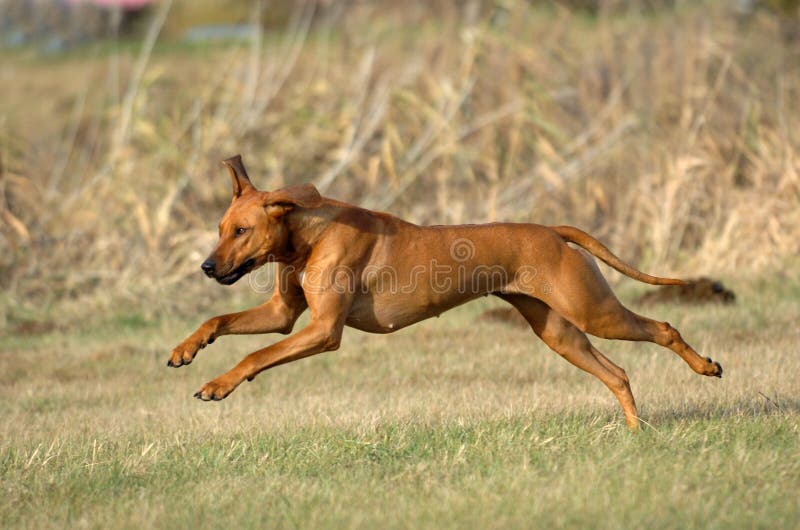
<box><xmin>216</xmin><ymin>258</ymin><xmax>257</xmax><ymax>285</ymax></box>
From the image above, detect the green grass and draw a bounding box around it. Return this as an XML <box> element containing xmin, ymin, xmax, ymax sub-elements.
<box><xmin>3</xmin><ymin>415</ymin><xmax>797</xmax><ymax>529</ymax></box>
<box><xmin>2</xmin><ymin>272</ymin><xmax>799</xmax><ymax>529</ymax></box>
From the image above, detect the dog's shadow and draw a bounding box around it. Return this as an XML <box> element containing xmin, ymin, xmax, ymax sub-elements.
<box><xmin>643</xmin><ymin>394</ymin><xmax>800</xmax><ymax>425</ymax></box>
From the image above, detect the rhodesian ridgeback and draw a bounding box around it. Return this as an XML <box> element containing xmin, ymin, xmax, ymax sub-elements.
<box><xmin>167</xmin><ymin>155</ymin><xmax>722</xmax><ymax>429</ymax></box>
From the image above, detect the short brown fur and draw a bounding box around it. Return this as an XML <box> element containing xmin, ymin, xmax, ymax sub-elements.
<box><xmin>168</xmin><ymin>155</ymin><xmax>723</xmax><ymax>429</ymax></box>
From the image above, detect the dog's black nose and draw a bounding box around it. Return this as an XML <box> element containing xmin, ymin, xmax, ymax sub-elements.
<box><xmin>201</xmin><ymin>259</ymin><xmax>216</xmax><ymax>277</ymax></box>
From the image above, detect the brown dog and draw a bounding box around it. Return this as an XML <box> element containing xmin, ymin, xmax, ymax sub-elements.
<box><xmin>167</xmin><ymin>155</ymin><xmax>722</xmax><ymax>429</ymax></box>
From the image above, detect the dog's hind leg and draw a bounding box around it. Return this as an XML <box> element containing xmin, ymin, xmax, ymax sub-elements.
<box><xmin>497</xmin><ymin>294</ymin><xmax>639</xmax><ymax>430</ymax></box>
<box><xmin>582</xmin><ymin>310</ymin><xmax>723</xmax><ymax>378</ymax></box>
<box><xmin>533</xmin><ymin>247</ymin><xmax>723</xmax><ymax>378</ymax></box>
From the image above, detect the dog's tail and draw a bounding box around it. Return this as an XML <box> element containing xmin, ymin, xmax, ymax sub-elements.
<box><xmin>552</xmin><ymin>225</ymin><xmax>686</xmax><ymax>286</ymax></box>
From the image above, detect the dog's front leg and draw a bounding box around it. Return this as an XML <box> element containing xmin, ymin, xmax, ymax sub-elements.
<box><xmin>194</xmin><ymin>283</ymin><xmax>353</xmax><ymax>400</ymax></box>
<box><xmin>193</xmin><ymin>317</ymin><xmax>344</xmax><ymax>401</ymax></box>
<box><xmin>167</xmin><ymin>287</ymin><xmax>307</xmax><ymax>367</ymax></box>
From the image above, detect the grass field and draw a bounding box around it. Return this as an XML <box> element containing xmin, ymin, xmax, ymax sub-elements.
<box><xmin>2</xmin><ymin>268</ymin><xmax>799</xmax><ymax>528</ymax></box>
<box><xmin>3</xmin><ymin>1</ymin><xmax>800</xmax><ymax>528</ymax></box>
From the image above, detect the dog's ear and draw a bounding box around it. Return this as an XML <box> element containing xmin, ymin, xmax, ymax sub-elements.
<box><xmin>263</xmin><ymin>184</ymin><xmax>323</xmax><ymax>210</ymax></box>
<box><xmin>222</xmin><ymin>154</ymin><xmax>255</xmax><ymax>198</ymax></box>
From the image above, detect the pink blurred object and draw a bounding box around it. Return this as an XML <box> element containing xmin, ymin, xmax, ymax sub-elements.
<box><xmin>66</xmin><ymin>0</ymin><xmax>155</xmax><ymax>8</ymax></box>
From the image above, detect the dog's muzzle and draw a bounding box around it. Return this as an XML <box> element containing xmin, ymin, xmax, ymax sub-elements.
<box><xmin>213</xmin><ymin>258</ymin><xmax>257</xmax><ymax>285</ymax></box>
<box><xmin>201</xmin><ymin>259</ymin><xmax>216</xmax><ymax>278</ymax></box>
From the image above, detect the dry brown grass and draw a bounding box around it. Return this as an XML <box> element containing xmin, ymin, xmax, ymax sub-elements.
<box><xmin>1</xmin><ymin>1</ymin><xmax>799</xmax><ymax>327</ymax></box>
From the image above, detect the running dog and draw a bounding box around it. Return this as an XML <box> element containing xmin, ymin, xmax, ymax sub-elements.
<box><xmin>167</xmin><ymin>155</ymin><xmax>723</xmax><ymax>429</ymax></box>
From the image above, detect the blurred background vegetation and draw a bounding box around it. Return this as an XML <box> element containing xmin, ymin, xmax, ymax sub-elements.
<box><xmin>1</xmin><ymin>0</ymin><xmax>799</xmax><ymax>331</ymax></box>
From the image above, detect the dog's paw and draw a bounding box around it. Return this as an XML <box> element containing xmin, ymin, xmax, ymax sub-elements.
<box><xmin>166</xmin><ymin>336</ymin><xmax>214</xmax><ymax>367</ymax></box>
<box><xmin>193</xmin><ymin>376</ymin><xmax>238</xmax><ymax>401</ymax></box>
<box><xmin>704</xmin><ymin>357</ymin><xmax>723</xmax><ymax>378</ymax></box>
<box><xmin>166</xmin><ymin>342</ymin><xmax>197</xmax><ymax>367</ymax></box>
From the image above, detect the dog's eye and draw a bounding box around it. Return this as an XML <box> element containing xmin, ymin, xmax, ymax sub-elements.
<box><xmin>235</xmin><ymin>227</ymin><xmax>248</xmax><ymax>236</ymax></box>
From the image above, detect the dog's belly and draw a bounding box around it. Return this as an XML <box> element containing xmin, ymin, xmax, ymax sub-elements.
<box><xmin>345</xmin><ymin>290</ymin><xmax>482</xmax><ymax>333</ymax></box>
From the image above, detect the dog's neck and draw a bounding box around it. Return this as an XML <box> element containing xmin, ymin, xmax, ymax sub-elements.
<box><xmin>283</xmin><ymin>200</ymin><xmax>346</xmax><ymax>266</ymax></box>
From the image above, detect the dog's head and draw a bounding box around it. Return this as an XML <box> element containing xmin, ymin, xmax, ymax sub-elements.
<box><xmin>201</xmin><ymin>155</ymin><xmax>322</xmax><ymax>285</ymax></box>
